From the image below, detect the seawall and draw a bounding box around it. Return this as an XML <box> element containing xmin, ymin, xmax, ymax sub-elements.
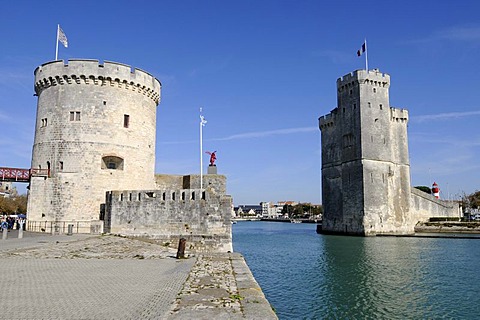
<box><xmin>415</xmin><ymin>221</ymin><xmax>480</xmax><ymax>234</ymax></box>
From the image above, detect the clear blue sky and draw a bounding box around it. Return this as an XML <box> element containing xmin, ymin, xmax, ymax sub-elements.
<box><xmin>1</xmin><ymin>0</ymin><xmax>479</xmax><ymax>205</ymax></box>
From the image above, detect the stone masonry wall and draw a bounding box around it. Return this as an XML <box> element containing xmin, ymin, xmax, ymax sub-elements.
<box><xmin>105</xmin><ymin>174</ymin><xmax>233</xmax><ymax>252</ymax></box>
<box><xmin>410</xmin><ymin>188</ymin><xmax>461</xmax><ymax>221</ymax></box>
<box><xmin>319</xmin><ymin>69</ymin><xmax>459</xmax><ymax>236</ymax></box>
<box><xmin>27</xmin><ymin>59</ymin><xmax>161</xmax><ymax>233</ymax></box>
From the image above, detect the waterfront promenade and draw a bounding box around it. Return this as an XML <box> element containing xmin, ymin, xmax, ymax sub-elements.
<box><xmin>0</xmin><ymin>231</ymin><xmax>276</xmax><ymax>320</ymax></box>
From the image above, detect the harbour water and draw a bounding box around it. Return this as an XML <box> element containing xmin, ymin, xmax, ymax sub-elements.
<box><xmin>233</xmin><ymin>221</ymin><xmax>480</xmax><ymax>319</ymax></box>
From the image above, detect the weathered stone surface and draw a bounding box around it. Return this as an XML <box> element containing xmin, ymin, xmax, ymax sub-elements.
<box><xmin>319</xmin><ymin>69</ymin><xmax>461</xmax><ymax>235</ymax></box>
<box><xmin>28</xmin><ymin>60</ymin><xmax>161</xmax><ymax>233</ymax></box>
<box><xmin>26</xmin><ymin>59</ymin><xmax>234</xmax><ymax>252</ymax></box>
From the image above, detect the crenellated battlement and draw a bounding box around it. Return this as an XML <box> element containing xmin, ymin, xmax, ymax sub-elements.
<box><xmin>390</xmin><ymin>107</ymin><xmax>409</xmax><ymax>123</ymax></box>
<box><xmin>34</xmin><ymin>59</ymin><xmax>161</xmax><ymax>105</ymax></box>
<box><xmin>110</xmin><ymin>188</ymin><xmax>209</xmax><ymax>203</ymax></box>
<box><xmin>319</xmin><ymin>110</ymin><xmax>337</xmax><ymax>130</ymax></box>
<box><xmin>337</xmin><ymin>69</ymin><xmax>390</xmax><ymax>92</ymax></box>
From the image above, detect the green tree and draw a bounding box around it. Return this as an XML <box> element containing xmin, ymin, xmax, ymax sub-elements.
<box><xmin>461</xmin><ymin>190</ymin><xmax>480</xmax><ymax>213</ymax></box>
<box><xmin>282</xmin><ymin>204</ymin><xmax>294</xmax><ymax>216</ymax></box>
<box><xmin>0</xmin><ymin>195</ymin><xmax>28</xmax><ymax>215</ymax></box>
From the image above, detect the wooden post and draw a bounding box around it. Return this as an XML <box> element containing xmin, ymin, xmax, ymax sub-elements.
<box><xmin>176</xmin><ymin>238</ymin><xmax>186</xmax><ymax>259</ymax></box>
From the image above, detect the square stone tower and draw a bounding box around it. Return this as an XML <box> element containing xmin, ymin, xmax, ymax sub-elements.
<box><xmin>319</xmin><ymin>69</ymin><xmax>410</xmax><ymax>235</ymax></box>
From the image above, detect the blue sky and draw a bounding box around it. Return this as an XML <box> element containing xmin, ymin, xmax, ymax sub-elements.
<box><xmin>1</xmin><ymin>0</ymin><xmax>479</xmax><ymax>205</ymax></box>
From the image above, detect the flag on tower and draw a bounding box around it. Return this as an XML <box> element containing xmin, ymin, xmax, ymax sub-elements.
<box><xmin>200</xmin><ymin>107</ymin><xmax>207</xmax><ymax>126</ymax></box>
<box><xmin>58</xmin><ymin>26</ymin><xmax>68</xmax><ymax>48</ymax></box>
<box><xmin>357</xmin><ymin>41</ymin><xmax>366</xmax><ymax>56</ymax></box>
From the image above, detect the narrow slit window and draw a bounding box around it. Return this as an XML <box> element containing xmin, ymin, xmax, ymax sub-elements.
<box><xmin>70</xmin><ymin>111</ymin><xmax>81</xmax><ymax>121</ymax></box>
<box><xmin>124</xmin><ymin>114</ymin><xmax>130</xmax><ymax>128</ymax></box>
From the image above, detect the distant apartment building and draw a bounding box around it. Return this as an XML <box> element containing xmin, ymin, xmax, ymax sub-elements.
<box><xmin>0</xmin><ymin>182</ymin><xmax>17</xmax><ymax>198</ymax></box>
<box><xmin>260</xmin><ymin>202</ymin><xmax>280</xmax><ymax>218</ymax></box>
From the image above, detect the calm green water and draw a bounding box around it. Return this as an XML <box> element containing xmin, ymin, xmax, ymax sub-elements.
<box><xmin>233</xmin><ymin>221</ymin><xmax>480</xmax><ymax>320</ymax></box>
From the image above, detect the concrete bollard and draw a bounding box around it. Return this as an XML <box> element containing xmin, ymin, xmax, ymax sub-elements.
<box><xmin>18</xmin><ymin>221</ymin><xmax>24</xmax><ymax>239</ymax></box>
<box><xmin>176</xmin><ymin>238</ymin><xmax>186</xmax><ymax>259</ymax></box>
<box><xmin>2</xmin><ymin>227</ymin><xmax>7</xmax><ymax>240</ymax></box>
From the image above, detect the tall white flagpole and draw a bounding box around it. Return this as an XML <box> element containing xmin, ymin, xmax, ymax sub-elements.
<box><xmin>55</xmin><ymin>24</ymin><xmax>59</xmax><ymax>60</ymax></box>
<box><xmin>200</xmin><ymin>108</ymin><xmax>207</xmax><ymax>189</ymax></box>
<box><xmin>364</xmin><ymin>38</ymin><xmax>368</xmax><ymax>72</ymax></box>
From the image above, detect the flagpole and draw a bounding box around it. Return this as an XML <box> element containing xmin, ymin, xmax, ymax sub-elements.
<box><xmin>364</xmin><ymin>38</ymin><xmax>368</xmax><ymax>71</ymax></box>
<box><xmin>200</xmin><ymin>108</ymin><xmax>204</xmax><ymax>190</ymax></box>
<box><xmin>55</xmin><ymin>24</ymin><xmax>59</xmax><ymax>60</ymax></box>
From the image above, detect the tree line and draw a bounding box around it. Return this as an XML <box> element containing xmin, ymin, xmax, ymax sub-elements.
<box><xmin>0</xmin><ymin>195</ymin><xmax>27</xmax><ymax>215</ymax></box>
<box><xmin>282</xmin><ymin>203</ymin><xmax>323</xmax><ymax>219</ymax></box>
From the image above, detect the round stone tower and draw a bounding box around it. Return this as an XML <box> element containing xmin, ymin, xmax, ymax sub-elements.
<box><xmin>27</xmin><ymin>59</ymin><xmax>161</xmax><ymax>233</ymax></box>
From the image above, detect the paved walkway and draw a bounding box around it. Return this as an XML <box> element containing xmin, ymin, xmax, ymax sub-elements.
<box><xmin>0</xmin><ymin>231</ymin><xmax>277</xmax><ymax>320</ymax></box>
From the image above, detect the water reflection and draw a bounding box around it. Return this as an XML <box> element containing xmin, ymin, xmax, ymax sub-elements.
<box><xmin>233</xmin><ymin>222</ymin><xmax>480</xmax><ymax>320</ymax></box>
<box><xmin>319</xmin><ymin>236</ymin><xmax>432</xmax><ymax>318</ymax></box>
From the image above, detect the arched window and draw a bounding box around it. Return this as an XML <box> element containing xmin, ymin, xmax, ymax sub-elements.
<box><xmin>101</xmin><ymin>156</ymin><xmax>124</xmax><ymax>170</ymax></box>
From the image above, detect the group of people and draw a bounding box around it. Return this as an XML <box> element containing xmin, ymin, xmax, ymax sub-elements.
<box><xmin>0</xmin><ymin>216</ymin><xmax>25</xmax><ymax>231</ymax></box>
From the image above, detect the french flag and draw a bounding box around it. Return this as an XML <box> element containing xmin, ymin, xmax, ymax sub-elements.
<box><xmin>357</xmin><ymin>42</ymin><xmax>366</xmax><ymax>56</ymax></box>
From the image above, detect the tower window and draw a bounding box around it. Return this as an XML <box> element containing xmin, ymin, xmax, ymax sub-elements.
<box><xmin>101</xmin><ymin>156</ymin><xmax>124</xmax><ymax>170</ymax></box>
<box><xmin>373</xmin><ymin>88</ymin><xmax>376</xmax><ymax>93</ymax></box>
<box><xmin>124</xmin><ymin>114</ymin><xmax>130</xmax><ymax>128</ymax></box>
<box><xmin>59</xmin><ymin>161</ymin><xmax>64</xmax><ymax>171</ymax></box>
<box><xmin>379</xmin><ymin>104</ymin><xmax>383</xmax><ymax>110</ymax></box>
<box><xmin>41</xmin><ymin>118</ymin><xmax>48</xmax><ymax>127</ymax></box>
<box><xmin>349</xmin><ymin>89</ymin><xmax>353</xmax><ymax>95</ymax></box>
<box><xmin>70</xmin><ymin>111</ymin><xmax>81</xmax><ymax>121</ymax></box>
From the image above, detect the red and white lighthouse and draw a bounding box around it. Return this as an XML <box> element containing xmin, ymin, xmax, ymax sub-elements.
<box><xmin>432</xmin><ymin>182</ymin><xmax>440</xmax><ymax>199</ymax></box>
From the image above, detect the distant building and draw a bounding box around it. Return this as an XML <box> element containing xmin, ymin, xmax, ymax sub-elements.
<box><xmin>235</xmin><ymin>205</ymin><xmax>262</xmax><ymax>217</ymax></box>
<box><xmin>260</xmin><ymin>202</ymin><xmax>284</xmax><ymax>218</ymax></box>
<box><xmin>0</xmin><ymin>182</ymin><xmax>17</xmax><ymax>198</ymax></box>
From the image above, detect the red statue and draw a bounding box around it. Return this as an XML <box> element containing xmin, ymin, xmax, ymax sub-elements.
<box><xmin>206</xmin><ymin>151</ymin><xmax>217</xmax><ymax>166</ymax></box>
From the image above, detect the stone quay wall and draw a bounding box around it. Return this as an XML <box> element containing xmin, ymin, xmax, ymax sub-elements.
<box><xmin>104</xmin><ymin>174</ymin><xmax>233</xmax><ymax>252</ymax></box>
<box><xmin>410</xmin><ymin>187</ymin><xmax>461</xmax><ymax>220</ymax></box>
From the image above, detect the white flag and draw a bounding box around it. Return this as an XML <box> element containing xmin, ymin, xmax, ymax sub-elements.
<box><xmin>58</xmin><ymin>26</ymin><xmax>68</xmax><ymax>48</ymax></box>
<box><xmin>200</xmin><ymin>115</ymin><xmax>207</xmax><ymax>126</ymax></box>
